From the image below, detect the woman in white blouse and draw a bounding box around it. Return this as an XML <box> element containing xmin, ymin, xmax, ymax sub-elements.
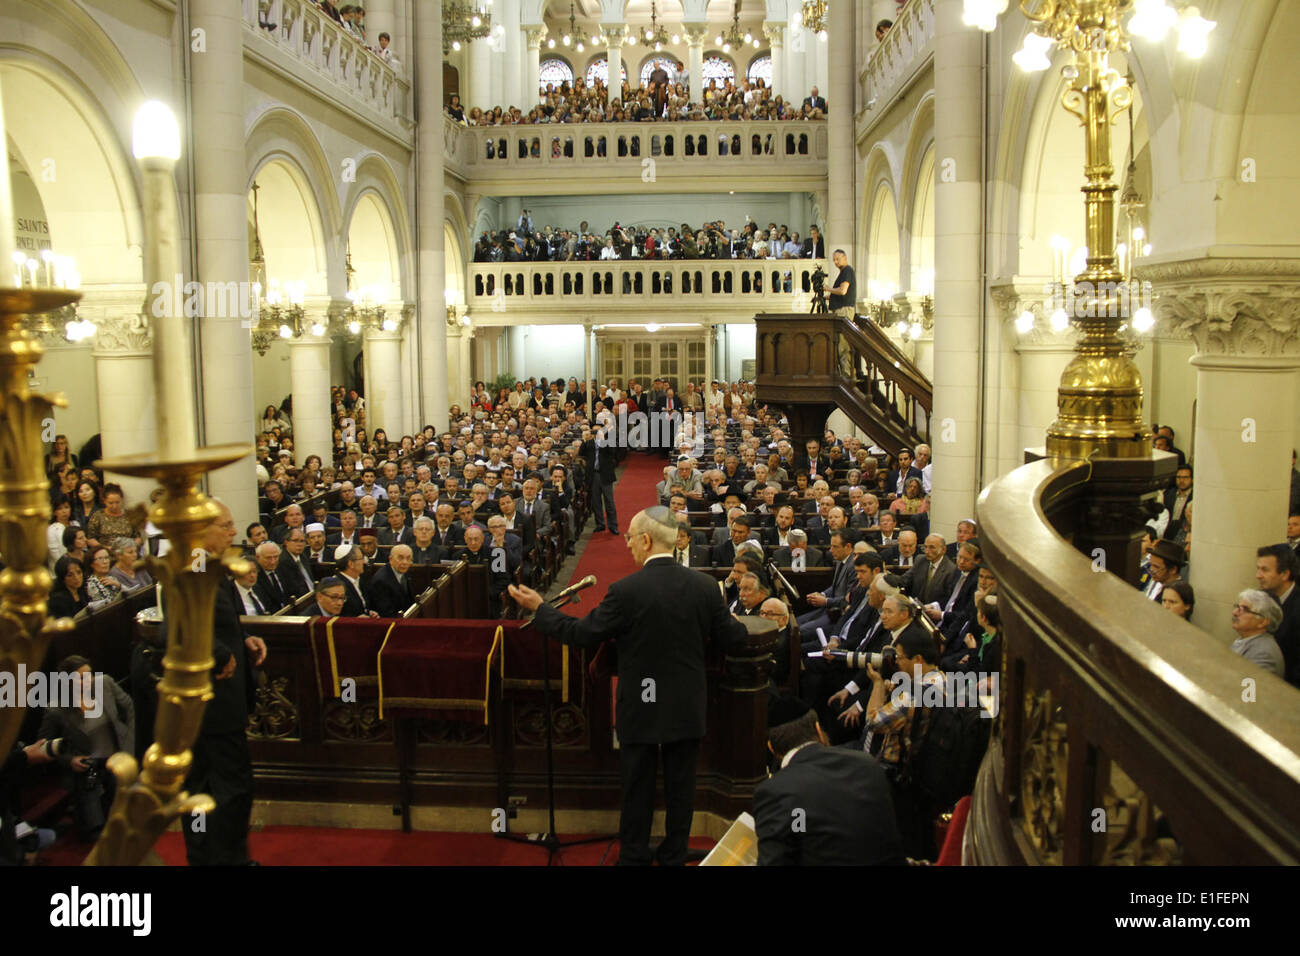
<box><xmin>47</xmin><ymin>495</ymin><xmax>73</xmax><ymax>569</ymax></box>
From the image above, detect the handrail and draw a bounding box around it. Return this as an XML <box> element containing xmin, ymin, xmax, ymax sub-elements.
<box><xmin>971</xmin><ymin>457</ymin><xmax>1300</xmax><ymax>864</ymax></box>
<box><xmin>839</xmin><ymin>314</ymin><xmax>932</xmax><ymax>412</ymax></box>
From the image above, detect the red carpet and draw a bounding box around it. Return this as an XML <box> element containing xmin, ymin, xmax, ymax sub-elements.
<box><xmin>41</xmin><ymin>829</ymin><xmax>714</xmax><ymax>866</ymax></box>
<box><xmin>563</xmin><ymin>452</ymin><xmax>669</xmax><ymax>613</ymax></box>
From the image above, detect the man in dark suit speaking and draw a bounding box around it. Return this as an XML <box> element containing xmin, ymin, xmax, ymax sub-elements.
<box><xmin>582</xmin><ymin>422</ymin><xmax>619</xmax><ymax>535</ymax></box>
<box><xmin>509</xmin><ymin>506</ymin><xmax>747</xmax><ymax>865</ymax></box>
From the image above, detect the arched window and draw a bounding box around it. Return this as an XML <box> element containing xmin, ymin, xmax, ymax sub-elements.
<box><xmin>639</xmin><ymin>56</ymin><xmax>681</xmax><ymax>87</ymax></box>
<box><xmin>746</xmin><ymin>54</ymin><xmax>772</xmax><ymax>87</ymax></box>
<box><xmin>539</xmin><ymin>57</ymin><xmax>574</xmax><ymax>90</ymax></box>
<box><xmin>702</xmin><ymin>54</ymin><xmax>735</xmax><ymax>86</ymax></box>
<box><xmin>585</xmin><ymin>56</ymin><xmax>628</xmax><ymax>86</ymax></box>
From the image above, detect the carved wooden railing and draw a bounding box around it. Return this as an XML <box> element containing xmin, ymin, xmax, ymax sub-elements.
<box><xmin>972</xmin><ymin>456</ymin><xmax>1300</xmax><ymax>865</ymax></box>
<box><xmin>753</xmin><ymin>312</ymin><xmax>931</xmax><ymax>453</ymax></box>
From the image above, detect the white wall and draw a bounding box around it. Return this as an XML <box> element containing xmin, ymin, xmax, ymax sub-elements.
<box><xmin>1149</xmin><ymin>337</ymin><xmax>1196</xmax><ymax>459</ymax></box>
<box><xmin>252</xmin><ymin>340</ymin><xmax>294</xmax><ymax>419</ymax></box>
<box><xmin>491</xmin><ymin>193</ymin><xmax>816</xmax><ymax>238</ymax></box>
<box><xmin>511</xmin><ymin>324</ymin><xmax>587</xmax><ymax>382</ymax></box>
<box><xmin>723</xmin><ymin>321</ymin><xmax>756</xmax><ymax>382</ymax></box>
<box><xmin>33</xmin><ymin>345</ymin><xmax>98</xmax><ymax>455</ymax></box>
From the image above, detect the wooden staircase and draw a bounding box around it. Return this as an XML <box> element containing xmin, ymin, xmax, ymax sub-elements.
<box><xmin>753</xmin><ymin>312</ymin><xmax>932</xmax><ymax>454</ymax></box>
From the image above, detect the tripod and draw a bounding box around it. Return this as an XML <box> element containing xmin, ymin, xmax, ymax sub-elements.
<box><xmin>495</xmin><ymin>591</ymin><xmax>616</xmax><ymax>864</ymax></box>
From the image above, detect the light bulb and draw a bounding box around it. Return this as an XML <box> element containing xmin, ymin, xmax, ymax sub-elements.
<box><xmin>547</xmin><ymin>37</ymin><xmax>555</xmax><ymax>48</ymax></box>
<box><xmin>961</xmin><ymin>0</ymin><xmax>1008</xmax><ymax>32</ymax></box>
<box><xmin>818</xmin><ymin>31</ymin><xmax>827</xmax><ymax>42</ymax></box>
<box><xmin>1016</xmin><ymin>310</ymin><xmax>1035</xmax><ymax>334</ymax></box>
<box><xmin>452</xmin><ymin>40</ymin><xmax>461</xmax><ymax>51</ymax></box>
<box><xmin>1132</xmin><ymin>226</ymin><xmax>1146</xmax><ymax>241</ymax></box>
<box><xmin>1142</xmin><ymin>243</ymin><xmax>1153</xmax><ymax>256</ymax></box>
<box><xmin>671</xmin><ymin>33</ymin><xmax>679</xmax><ymax>44</ymax></box>
<box><xmin>1132</xmin><ymin>307</ymin><xmax>1155</xmax><ymax>332</ymax></box>
<box><xmin>1128</xmin><ymin>0</ymin><xmax>1177</xmax><ymax>42</ymax></box>
<box><xmin>1050</xmin><ymin>308</ymin><xmax>1069</xmax><ymax>331</ymax></box>
<box><xmin>910</xmin><ymin>322</ymin><xmax>923</xmax><ymax>339</ymax></box>
<box><xmin>132</xmin><ymin>100</ymin><xmax>182</xmax><ymax>160</ymax></box>
<box><xmin>348</xmin><ymin>320</ymin><xmax>361</xmax><ymax>335</ymax></box>
<box><xmin>10</xmin><ymin>251</ymin><xmax>24</xmax><ymax>266</ymax></box>
<box><xmin>1176</xmin><ymin>7</ymin><xmax>1215</xmax><ymax>58</ymax></box>
<box><xmin>723</xmin><ymin>43</ymin><xmax>730</xmax><ymax>52</ymax></box>
<box><xmin>645</xmin><ymin>322</ymin><xmax>660</xmax><ymax>333</ymax></box>
<box><xmin>382</xmin><ymin>317</ymin><xmax>397</xmax><ymax>332</ymax></box>
<box><xmin>1013</xmin><ymin>33</ymin><xmax>1054</xmax><ymax>72</ymax></box>
<box><xmin>562</xmin><ymin>33</ymin><xmax>570</xmax><ymax>45</ymax></box>
<box><xmin>576</xmin><ymin>41</ymin><xmax>584</xmax><ymax>51</ymax></box>
<box><xmin>744</xmin><ymin>32</ymin><xmax>753</xmax><ymax>43</ymax></box>
<box><xmin>715</xmin><ymin>35</ymin><xmax>722</xmax><ymax>45</ymax></box>
<box><xmin>311</xmin><ymin>322</ymin><xmax>325</xmax><ymax>336</ymax></box>
<box><xmin>278</xmin><ymin>324</ymin><xmax>292</xmax><ymax>338</ymax></box>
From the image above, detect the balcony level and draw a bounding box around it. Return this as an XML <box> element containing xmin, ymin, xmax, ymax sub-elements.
<box><xmin>445</xmin><ymin>120</ymin><xmax>829</xmax><ymax>196</ymax></box>
<box><xmin>465</xmin><ymin>259</ymin><xmax>829</xmax><ymax>324</ymax></box>
<box><xmin>858</xmin><ymin>0</ymin><xmax>934</xmax><ymax>138</ymax></box>
<box><xmin>241</xmin><ymin>0</ymin><xmax>412</xmax><ymax>144</ymax></box>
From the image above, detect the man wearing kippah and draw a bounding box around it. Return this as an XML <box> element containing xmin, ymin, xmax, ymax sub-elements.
<box><xmin>509</xmin><ymin>507</ymin><xmax>747</xmax><ymax>865</ymax></box>
<box><xmin>754</xmin><ymin>696</ymin><xmax>903</xmax><ymax>865</ymax></box>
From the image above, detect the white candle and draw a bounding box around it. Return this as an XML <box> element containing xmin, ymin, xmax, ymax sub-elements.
<box><xmin>0</xmin><ymin>78</ymin><xmax>15</xmax><ymax>279</ymax></box>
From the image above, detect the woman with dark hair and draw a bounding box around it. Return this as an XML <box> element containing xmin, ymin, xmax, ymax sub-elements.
<box><xmin>44</xmin><ymin>433</ymin><xmax>78</xmax><ymax>477</ymax></box>
<box><xmin>48</xmin><ymin>494</ymin><xmax>73</xmax><ymax>566</ymax></box>
<box><xmin>85</xmin><ymin>546</ymin><xmax>123</xmax><ymax>607</ymax></box>
<box><xmin>1160</xmin><ymin>580</ymin><xmax>1195</xmax><ymax>622</ymax></box>
<box><xmin>87</xmin><ymin>483</ymin><xmax>135</xmax><ymax>546</ymax></box>
<box><xmin>49</xmin><ymin>556</ymin><xmax>90</xmax><ymax>618</ymax></box>
<box><xmin>61</xmin><ymin>526</ymin><xmax>88</xmax><ymax>566</ymax></box>
<box><xmin>372</xmin><ymin>428</ymin><xmax>388</xmax><ymax>453</ymax></box>
<box><xmin>70</xmin><ymin>480</ymin><xmax>101</xmax><ymax>529</ymax></box>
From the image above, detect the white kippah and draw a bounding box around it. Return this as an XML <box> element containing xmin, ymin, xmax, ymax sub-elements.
<box><xmin>305</xmin><ymin>523</ymin><xmax>325</xmax><ymax>534</ymax></box>
<box><xmin>333</xmin><ymin>544</ymin><xmax>352</xmax><ymax>561</ymax></box>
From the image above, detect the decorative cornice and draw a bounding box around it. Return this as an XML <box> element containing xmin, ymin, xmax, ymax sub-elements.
<box><xmin>1137</xmin><ymin>257</ymin><xmax>1300</xmax><ymax>357</ymax></box>
<box><xmin>682</xmin><ymin>23</ymin><xmax>709</xmax><ymax>45</ymax></box>
<box><xmin>524</xmin><ymin>25</ymin><xmax>548</xmax><ymax>49</ymax></box>
<box><xmin>762</xmin><ymin>21</ymin><xmax>785</xmax><ymax>46</ymax></box>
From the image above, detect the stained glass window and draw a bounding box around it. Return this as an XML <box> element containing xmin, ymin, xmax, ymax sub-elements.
<box><xmin>639</xmin><ymin>56</ymin><xmax>680</xmax><ymax>86</ymax></box>
<box><xmin>585</xmin><ymin>56</ymin><xmax>628</xmax><ymax>86</ymax></box>
<box><xmin>539</xmin><ymin>58</ymin><xmax>574</xmax><ymax>89</ymax></box>
<box><xmin>702</xmin><ymin>55</ymin><xmax>735</xmax><ymax>85</ymax></box>
<box><xmin>746</xmin><ymin>54</ymin><xmax>772</xmax><ymax>86</ymax></box>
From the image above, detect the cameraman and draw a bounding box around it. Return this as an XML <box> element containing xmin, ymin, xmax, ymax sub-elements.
<box><xmin>37</xmin><ymin>655</ymin><xmax>135</xmax><ymax>841</ymax></box>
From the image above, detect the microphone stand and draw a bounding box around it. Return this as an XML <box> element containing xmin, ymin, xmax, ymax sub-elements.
<box><xmin>496</xmin><ymin>589</ymin><xmax>615</xmax><ymax>864</ymax></box>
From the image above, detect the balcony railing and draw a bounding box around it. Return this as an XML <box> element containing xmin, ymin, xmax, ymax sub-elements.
<box><xmin>451</xmin><ymin>120</ymin><xmax>828</xmax><ymax>191</ymax></box>
<box><xmin>467</xmin><ymin>260</ymin><xmax>829</xmax><ymax>315</ymax></box>
<box><xmin>860</xmin><ymin>0</ymin><xmax>935</xmax><ymax>128</ymax></box>
<box><xmin>242</xmin><ymin>0</ymin><xmax>411</xmax><ymax>132</ymax></box>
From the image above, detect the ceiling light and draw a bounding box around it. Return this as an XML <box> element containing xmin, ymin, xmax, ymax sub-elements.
<box><xmin>1013</xmin><ymin>33</ymin><xmax>1054</xmax><ymax>72</ymax></box>
<box><xmin>1175</xmin><ymin>7</ymin><xmax>1215</xmax><ymax>58</ymax></box>
<box><xmin>1016</xmin><ymin>310</ymin><xmax>1035</xmax><ymax>334</ymax></box>
<box><xmin>1128</xmin><ymin>0</ymin><xmax>1177</xmax><ymax>42</ymax></box>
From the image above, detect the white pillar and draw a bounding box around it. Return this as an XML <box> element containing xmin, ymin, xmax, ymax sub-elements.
<box><xmin>928</xmin><ymin>0</ymin><xmax>983</xmax><ymax>541</ymax></box>
<box><xmin>825</xmin><ymin>0</ymin><xmax>855</xmax><ymax>266</ymax></box>
<box><xmin>91</xmin><ymin>313</ymin><xmax>157</xmax><ymax>505</ymax></box>
<box><xmin>524</xmin><ymin>26</ymin><xmax>546</xmax><ymax>109</ymax></box>
<box><xmin>469</xmin><ymin>37</ymin><xmax>492</xmax><ymax>112</ymax></box>
<box><xmin>367</xmin><ymin>0</ymin><xmax>396</xmax><ymax>50</ymax></box>
<box><xmin>763</xmin><ymin>22</ymin><xmax>785</xmax><ymax>99</ymax></box>
<box><xmin>502</xmin><ymin>0</ymin><xmax>522</xmax><ymax>107</ymax></box>
<box><xmin>415</xmin><ymin>0</ymin><xmax>449</xmax><ymax>427</ymax></box>
<box><xmin>191</xmin><ymin>0</ymin><xmax>257</xmax><ymax>530</ymax></box>
<box><xmin>457</xmin><ymin>324</ymin><xmax>473</xmax><ymax>409</ymax></box>
<box><xmin>364</xmin><ymin>328</ymin><xmax>404</xmax><ymax>439</ymax></box>
<box><xmin>584</xmin><ymin>322</ymin><xmax>593</xmax><ymax>419</ymax></box>
<box><xmin>288</xmin><ymin>335</ymin><xmax>332</xmax><ymax>466</ymax></box>
<box><xmin>684</xmin><ymin>24</ymin><xmax>707</xmax><ymax>101</ymax></box>
<box><xmin>605</xmin><ymin>26</ymin><xmax>626</xmax><ymax>102</ymax></box>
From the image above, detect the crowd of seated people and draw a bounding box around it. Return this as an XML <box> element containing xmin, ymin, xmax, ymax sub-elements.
<box><xmin>452</xmin><ymin>77</ymin><xmax>827</xmax><ymax>126</ymax></box>
<box><xmin>473</xmin><ymin>216</ymin><xmax>827</xmax><ymax>262</ymax></box>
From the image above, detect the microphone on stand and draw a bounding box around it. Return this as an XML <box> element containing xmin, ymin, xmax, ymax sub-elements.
<box><xmin>520</xmin><ymin>575</ymin><xmax>598</xmax><ymax>629</ymax></box>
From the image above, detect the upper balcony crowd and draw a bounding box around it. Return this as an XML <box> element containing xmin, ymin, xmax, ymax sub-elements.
<box><xmin>447</xmin><ymin>77</ymin><xmax>828</xmax><ymax>126</ymax></box>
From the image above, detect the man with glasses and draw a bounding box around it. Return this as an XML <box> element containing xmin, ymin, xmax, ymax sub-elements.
<box><xmin>1230</xmin><ymin>589</ymin><xmax>1286</xmax><ymax>676</ymax></box>
<box><xmin>307</xmin><ymin>578</ymin><xmax>348</xmax><ymax>619</ymax></box>
<box><xmin>507</xmin><ymin>506</ymin><xmax>747</xmax><ymax>866</ymax></box>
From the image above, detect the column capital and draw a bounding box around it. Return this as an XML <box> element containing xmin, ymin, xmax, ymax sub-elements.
<box><xmin>682</xmin><ymin>23</ymin><xmax>709</xmax><ymax>46</ymax></box>
<box><xmin>524</xmin><ymin>24</ymin><xmax>548</xmax><ymax>49</ymax></box>
<box><xmin>603</xmin><ymin>23</ymin><xmax>628</xmax><ymax>47</ymax></box>
<box><xmin>92</xmin><ymin>312</ymin><xmax>154</xmax><ymax>357</ymax></box>
<box><xmin>762</xmin><ymin>21</ymin><xmax>786</xmax><ymax>47</ymax></box>
<box><xmin>990</xmin><ymin>279</ymin><xmax>1080</xmax><ymax>352</ymax></box>
<box><xmin>1140</xmin><ymin>257</ymin><xmax>1300</xmax><ymax>358</ymax></box>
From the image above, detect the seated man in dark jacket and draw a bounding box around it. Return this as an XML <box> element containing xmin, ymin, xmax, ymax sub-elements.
<box><xmin>365</xmin><ymin>544</ymin><xmax>416</xmax><ymax>617</ymax></box>
<box><xmin>754</xmin><ymin>696</ymin><xmax>903</xmax><ymax>865</ymax></box>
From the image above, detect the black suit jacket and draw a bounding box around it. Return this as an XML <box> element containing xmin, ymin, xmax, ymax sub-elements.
<box><xmin>534</xmin><ymin>556</ymin><xmax>746</xmax><ymax>744</ymax></box>
<box><xmin>884</xmin><ymin>466</ymin><xmax>925</xmax><ymax>497</ymax></box>
<box><xmin>254</xmin><ymin>567</ymin><xmax>292</xmax><ymax>612</ymax></box>
<box><xmin>204</xmin><ymin>577</ymin><xmax>256</xmax><ymax>733</ymax></box>
<box><xmin>410</xmin><ymin>542</ymin><xmax>444</xmax><ymax>565</ymax></box>
<box><xmin>276</xmin><ymin>551</ymin><xmax>315</xmax><ymax>599</ymax></box>
<box><xmin>801</xmin><ymin>96</ymin><xmax>827</xmax><ymax>114</ymax></box>
<box><xmin>431</xmin><ymin>524</ymin><xmax>464</xmax><ymax>550</ymax></box>
<box><xmin>1275</xmin><ymin>586</ymin><xmax>1300</xmax><ymax>687</ymax></box>
<box><xmin>582</xmin><ymin>437</ymin><xmax>617</xmax><ymax>485</ymax></box>
<box><xmin>365</xmin><ymin>564</ymin><xmax>414</xmax><ymax>618</ymax></box>
<box><xmin>772</xmin><ymin>546</ymin><xmax>826</xmax><ymax>568</ymax></box>
<box><xmin>378</xmin><ymin>526</ymin><xmax>415</xmax><ymax>547</ymax></box>
<box><xmin>754</xmin><ymin>746</ymin><xmax>904</xmax><ymax>865</ymax></box>
<box><xmin>907</xmin><ymin>556</ymin><xmax>957</xmax><ymax>606</ymax></box>
<box><xmin>802</xmin><ymin>237</ymin><xmax>826</xmax><ymax>259</ymax></box>
<box><xmin>339</xmin><ymin>573</ymin><xmax>369</xmax><ymax>616</ymax></box>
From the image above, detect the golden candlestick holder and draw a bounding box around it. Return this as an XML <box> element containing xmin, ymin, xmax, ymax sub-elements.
<box><xmin>84</xmin><ymin>445</ymin><xmax>252</xmax><ymax>866</ymax></box>
<box><xmin>0</xmin><ymin>287</ymin><xmax>77</xmax><ymax>762</ymax></box>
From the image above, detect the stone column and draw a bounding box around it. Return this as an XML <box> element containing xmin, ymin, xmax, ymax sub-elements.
<box><xmin>457</xmin><ymin>321</ymin><xmax>474</xmax><ymax>409</ymax></box>
<box><xmin>364</xmin><ymin>326</ymin><xmax>405</xmax><ymax>440</ymax></box>
<box><xmin>1148</xmin><ymin>259</ymin><xmax>1300</xmax><ymax>643</ymax></box>
<box><xmin>502</xmin><ymin>0</ymin><xmax>522</xmax><ymax>107</ymax></box>
<box><xmin>288</xmin><ymin>331</ymin><xmax>332</xmax><ymax>467</ymax></box>
<box><xmin>91</xmin><ymin>307</ymin><xmax>156</xmax><ymax>505</ymax></box>
<box><xmin>468</xmin><ymin>37</ymin><xmax>492</xmax><ymax>113</ymax></box>
<box><xmin>684</xmin><ymin>25</ymin><xmax>707</xmax><ymax>102</ymax></box>
<box><xmin>928</xmin><ymin>0</ymin><xmax>983</xmax><ymax>541</ymax></box>
<box><xmin>762</xmin><ymin>22</ymin><xmax>785</xmax><ymax>99</ymax></box>
<box><xmin>191</xmin><ymin>0</ymin><xmax>257</xmax><ymax>530</ymax></box>
<box><xmin>703</xmin><ymin>322</ymin><xmax>715</xmax><ymax>405</ymax></box>
<box><xmin>605</xmin><ymin>26</ymin><xmax>626</xmax><ymax>102</ymax></box>
<box><xmin>415</xmin><ymin>0</ymin><xmax>449</xmax><ymax>427</ymax></box>
<box><xmin>898</xmin><ymin>292</ymin><xmax>938</xmax><ymax>381</ymax></box>
<box><xmin>524</xmin><ymin>25</ymin><xmax>546</xmax><ymax>109</ymax></box>
<box><xmin>825</xmin><ymin>0</ymin><xmax>855</xmax><ymax>266</ymax></box>
<box><xmin>366</xmin><ymin>0</ymin><xmax>396</xmax><ymax>51</ymax></box>
<box><xmin>583</xmin><ymin>322</ymin><xmax>593</xmax><ymax>419</ymax></box>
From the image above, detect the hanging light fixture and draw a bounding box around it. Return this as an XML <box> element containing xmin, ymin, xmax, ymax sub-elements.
<box><xmin>721</xmin><ymin>0</ymin><xmax>745</xmax><ymax>51</ymax></box>
<box><xmin>645</xmin><ymin>2</ymin><xmax>669</xmax><ymax>49</ymax></box>
<box><xmin>443</xmin><ymin>2</ymin><xmax>492</xmax><ymax>54</ymax></box>
<box><xmin>801</xmin><ymin>0</ymin><xmax>828</xmax><ymax>34</ymax></box>
<box><xmin>561</xmin><ymin>2</ymin><xmax>589</xmax><ymax>50</ymax></box>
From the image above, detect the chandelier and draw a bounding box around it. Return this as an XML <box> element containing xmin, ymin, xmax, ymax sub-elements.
<box><xmin>643</xmin><ymin>2</ymin><xmax>670</xmax><ymax>50</ymax></box>
<box><xmin>801</xmin><ymin>0</ymin><xmax>827</xmax><ymax>34</ymax></box>
<box><xmin>443</xmin><ymin>1</ymin><xmax>492</xmax><ymax>53</ymax></box>
<box><xmin>720</xmin><ymin>1</ymin><xmax>747</xmax><ymax>51</ymax></box>
<box><xmin>560</xmin><ymin>3</ymin><xmax>590</xmax><ymax>53</ymax></box>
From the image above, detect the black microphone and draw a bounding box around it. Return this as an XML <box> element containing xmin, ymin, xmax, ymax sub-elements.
<box><xmin>520</xmin><ymin>575</ymin><xmax>597</xmax><ymax>629</ymax></box>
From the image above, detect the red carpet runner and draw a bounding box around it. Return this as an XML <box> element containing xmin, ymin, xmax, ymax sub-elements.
<box><xmin>561</xmin><ymin>451</ymin><xmax>669</xmax><ymax>614</ymax></box>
